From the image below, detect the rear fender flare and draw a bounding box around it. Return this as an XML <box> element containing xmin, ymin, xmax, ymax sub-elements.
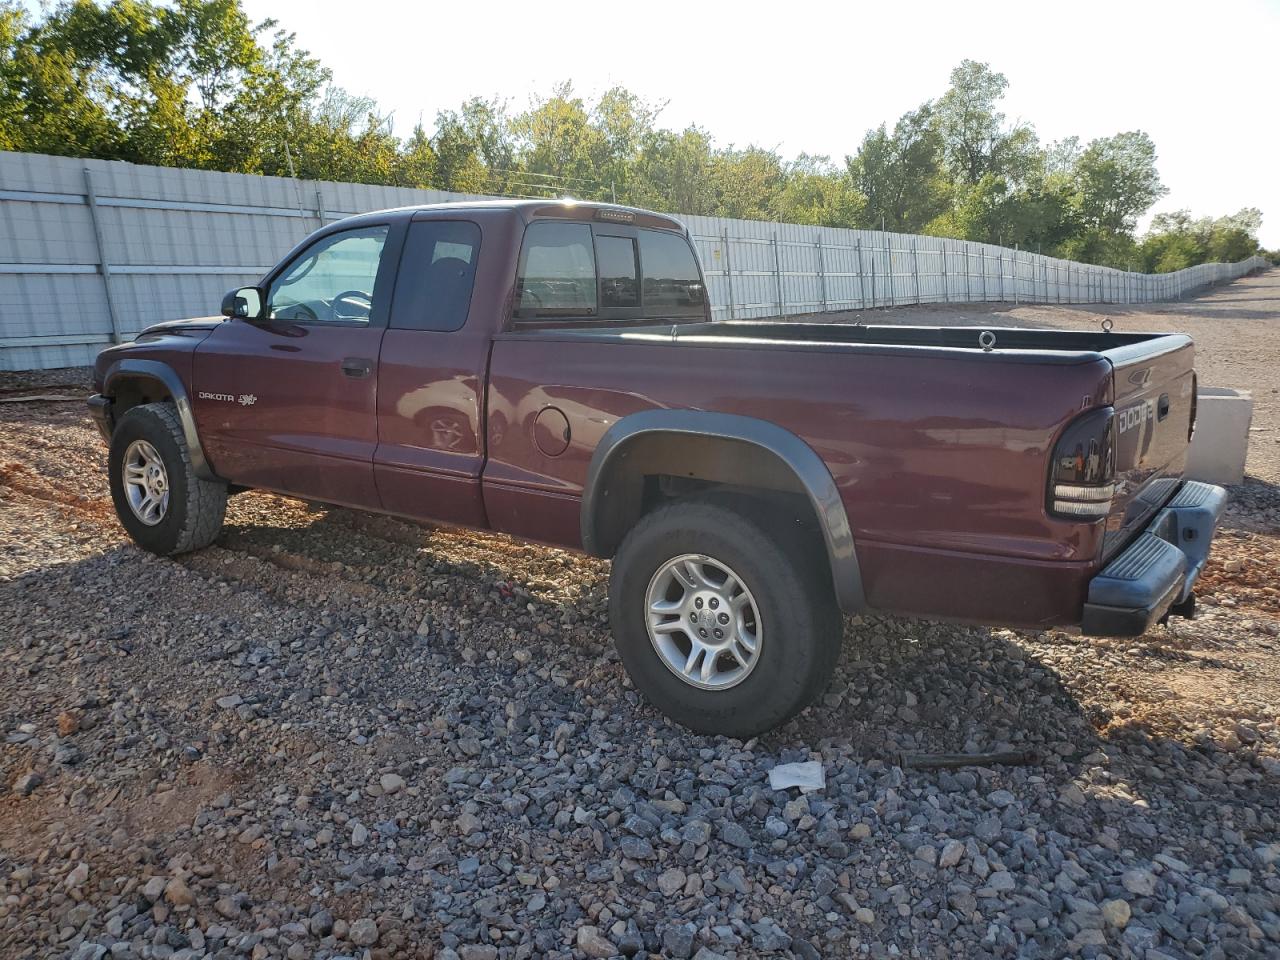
<box><xmin>581</xmin><ymin>409</ymin><xmax>864</xmax><ymax>612</ymax></box>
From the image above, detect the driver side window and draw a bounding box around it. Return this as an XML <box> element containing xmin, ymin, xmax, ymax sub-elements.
<box><xmin>267</xmin><ymin>225</ymin><xmax>389</xmax><ymax>323</ymax></box>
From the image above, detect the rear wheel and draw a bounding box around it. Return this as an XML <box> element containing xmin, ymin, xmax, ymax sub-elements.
<box><xmin>608</xmin><ymin>497</ymin><xmax>842</xmax><ymax>737</ymax></box>
<box><xmin>108</xmin><ymin>402</ymin><xmax>227</xmax><ymax>555</ymax></box>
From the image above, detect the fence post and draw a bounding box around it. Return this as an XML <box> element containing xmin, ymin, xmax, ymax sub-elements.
<box><xmin>869</xmin><ymin>244</ymin><xmax>877</xmax><ymax>309</ymax></box>
<box><xmin>771</xmin><ymin>233</ymin><xmax>784</xmax><ymax>317</ymax></box>
<box><xmin>998</xmin><ymin>251</ymin><xmax>1005</xmax><ymax>301</ymax></box>
<box><xmin>941</xmin><ymin>242</ymin><xmax>950</xmax><ymax>303</ymax></box>
<box><xmin>885</xmin><ymin>233</ymin><xmax>895</xmax><ymax>306</ymax></box>
<box><xmin>1013</xmin><ymin>245</ymin><xmax>1020</xmax><ymax>305</ymax></box>
<box><xmin>314</xmin><ymin>188</ymin><xmax>326</xmax><ymax>228</ymax></box>
<box><xmin>83</xmin><ymin>167</ymin><xmax>125</xmax><ymax>346</ymax></box>
<box><xmin>980</xmin><ymin>248</ymin><xmax>987</xmax><ymax>301</ymax></box>
<box><xmin>816</xmin><ymin>234</ymin><xmax>828</xmax><ymax>313</ymax></box>
<box><xmin>911</xmin><ymin>239</ymin><xmax>921</xmax><ymax>304</ymax></box>
<box><xmin>722</xmin><ymin>230</ymin><xmax>736</xmax><ymax>320</ymax></box>
<box><xmin>856</xmin><ymin>239</ymin><xmax>867</xmax><ymax>309</ymax></box>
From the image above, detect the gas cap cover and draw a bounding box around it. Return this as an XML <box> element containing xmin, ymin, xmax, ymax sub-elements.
<box><xmin>533</xmin><ymin>406</ymin><xmax>571</xmax><ymax>457</ymax></box>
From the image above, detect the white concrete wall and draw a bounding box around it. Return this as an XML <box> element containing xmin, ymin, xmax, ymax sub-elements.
<box><xmin>1186</xmin><ymin>388</ymin><xmax>1254</xmax><ymax>486</ymax></box>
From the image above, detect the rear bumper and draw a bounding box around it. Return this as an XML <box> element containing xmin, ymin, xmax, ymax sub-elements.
<box><xmin>87</xmin><ymin>394</ymin><xmax>114</xmax><ymax>443</ymax></box>
<box><xmin>1081</xmin><ymin>481</ymin><xmax>1227</xmax><ymax>637</ymax></box>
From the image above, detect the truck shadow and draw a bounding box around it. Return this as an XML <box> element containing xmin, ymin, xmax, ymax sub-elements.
<box><xmin>222</xmin><ymin>500</ymin><xmax>1271</xmax><ymax>833</ymax></box>
<box><xmin>218</xmin><ymin>498</ymin><xmax>1269</xmax><ymax>800</ymax></box>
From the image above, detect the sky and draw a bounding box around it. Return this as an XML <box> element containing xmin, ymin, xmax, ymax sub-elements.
<box><xmin>51</xmin><ymin>0</ymin><xmax>1280</xmax><ymax>244</ymax></box>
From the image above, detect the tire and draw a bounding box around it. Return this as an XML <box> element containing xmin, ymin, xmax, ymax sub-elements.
<box><xmin>108</xmin><ymin>402</ymin><xmax>227</xmax><ymax>555</ymax></box>
<box><xmin>608</xmin><ymin>496</ymin><xmax>843</xmax><ymax>737</ymax></box>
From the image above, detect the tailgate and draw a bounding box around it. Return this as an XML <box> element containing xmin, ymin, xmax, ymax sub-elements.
<box><xmin>1101</xmin><ymin>338</ymin><xmax>1197</xmax><ymax>560</ymax></box>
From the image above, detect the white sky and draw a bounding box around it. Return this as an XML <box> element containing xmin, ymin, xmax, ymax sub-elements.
<box><xmin>49</xmin><ymin>0</ymin><xmax>1280</xmax><ymax>244</ymax></box>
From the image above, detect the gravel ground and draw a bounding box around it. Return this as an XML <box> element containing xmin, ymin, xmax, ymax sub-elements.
<box><xmin>1</xmin><ymin>274</ymin><xmax>1278</xmax><ymax>960</ymax></box>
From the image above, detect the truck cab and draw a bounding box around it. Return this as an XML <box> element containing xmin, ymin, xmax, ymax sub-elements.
<box><xmin>89</xmin><ymin>200</ymin><xmax>1226</xmax><ymax>737</ymax></box>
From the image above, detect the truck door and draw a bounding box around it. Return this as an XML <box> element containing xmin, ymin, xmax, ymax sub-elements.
<box><xmin>193</xmin><ymin>221</ymin><xmax>400</xmax><ymax>509</ymax></box>
<box><xmin>373</xmin><ymin>217</ymin><xmax>490</xmax><ymax>527</ymax></box>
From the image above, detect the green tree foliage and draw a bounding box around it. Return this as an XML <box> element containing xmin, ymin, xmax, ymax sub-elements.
<box><xmin>932</xmin><ymin>61</ymin><xmax>1041</xmax><ymax>192</ymax></box>
<box><xmin>1140</xmin><ymin>208</ymin><xmax>1264</xmax><ymax>273</ymax></box>
<box><xmin>1073</xmin><ymin>131</ymin><xmax>1167</xmax><ymax>235</ymax></box>
<box><xmin>847</xmin><ymin>105</ymin><xmax>949</xmax><ymax>232</ymax></box>
<box><xmin>0</xmin><ymin>3</ymin><xmax>1263</xmax><ymax>270</ymax></box>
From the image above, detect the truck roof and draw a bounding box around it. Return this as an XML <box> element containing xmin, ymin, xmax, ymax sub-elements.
<box><xmin>341</xmin><ymin>198</ymin><xmax>688</xmax><ymax>234</ymax></box>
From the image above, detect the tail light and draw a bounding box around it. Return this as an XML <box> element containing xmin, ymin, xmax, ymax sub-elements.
<box><xmin>1188</xmin><ymin>372</ymin><xmax>1198</xmax><ymax>442</ymax></box>
<box><xmin>1049</xmin><ymin>407</ymin><xmax>1116</xmax><ymax>519</ymax></box>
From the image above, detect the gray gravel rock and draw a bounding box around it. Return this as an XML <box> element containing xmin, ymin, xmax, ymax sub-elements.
<box><xmin>1122</xmin><ymin>867</ymin><xmax>1159</xmax><ymax>896</ymax></box>
<box><xmin>1</xmin><ymin>390</ymin><xmax>1278</xmax><ymax>959</ymax></box>
<box><xmin>348</xmin><ymin>917</ymin><xmax>378</xmax><ymax>946</ymax></box>
<box><xmin>576</xmin><ymin>925</ymin><xmax>617</xmax><ymax>958</ymax></box>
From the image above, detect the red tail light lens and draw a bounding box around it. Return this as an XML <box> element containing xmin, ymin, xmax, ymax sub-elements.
<box><xmin>1049</xmin><ymin>407</ymin><xmax>1116</xmax><ymax>519</ymax></box>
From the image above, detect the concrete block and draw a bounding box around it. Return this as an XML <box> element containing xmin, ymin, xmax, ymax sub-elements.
<box><xmin>1186</xmin><ymin>388</ymin><xmax>1253</xmax><ymax>486</ymax></box>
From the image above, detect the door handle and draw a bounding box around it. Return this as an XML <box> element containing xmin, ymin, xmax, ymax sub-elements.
<box><xmin>341</xmin><ymin>357</ymin><xmax>373</xmax><ymax>379</ymax></box>
<box><xmin>1157</xmin><ymin>393</ymin><xmax>1170</xmax><ymax>421</ymax></box>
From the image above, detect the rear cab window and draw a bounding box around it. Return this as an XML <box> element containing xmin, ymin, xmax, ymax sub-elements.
<box><xmin>639</xmin><ymin>230</ymin><xmax>705</xmax><ymax>317</ymax></box>
<box><xmin>514</xmin><ymin>217</ymin><xmax>705</xmax><ymax>323</ymax></box>
<box><xmin>516</xmin><ymin>222</ymin><xmax>597</xmax><ymax>317</ymax></box>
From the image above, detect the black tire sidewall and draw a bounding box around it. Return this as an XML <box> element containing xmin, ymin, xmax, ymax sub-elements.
<box><xmin>108</xmin><ymin>406</ymin><xmax>193</xmax><ymax>555</ymax></box>
<box><xmin>610</xmin><ymin>502</ymin><xmax>834</xmax><ymax>736</ymax></box>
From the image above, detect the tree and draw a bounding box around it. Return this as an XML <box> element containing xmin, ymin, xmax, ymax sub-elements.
<box><xmin>1139</xmin><ymin>207</ymin><xmax>1263</xmax><ymax>272</ymax></box>
<box><xmin>591</xmin><ymin>85</ymin><xmax>661</xmax><ymax>202</ymax></box>
<box><xmin>431</xmin><ymin>97</ymin><xmax>517</xmax><ymax>195</ymax></box>
<box><xmin>934</xmin><ymin>60</ymin><xmax>1037</xmax><ymax>188</ymax></box>
<box><xmin>771</xmin><ymin>154</ymin><xmax>864</xmax><ymax>227</ymax></box>
<box><xmin>396</xmin><ymin>124</ymin><xmax>437</xmax><ymax>188</ymax></box>
<box><xmin>0</xmin><ymin>0</ymin><xmax>338</xmax><ymax>176</ymax></box>
<box><xmin>0</xmin><ymin>1</ymin><xmax>126</xmax><ymax>158</ymax></box>
<box><xmin>847</xmin><ymin>105</ymin><xmax>949</xmax><ymax>232</ymax></box>
<box><xmin>1073</xmin><ymin>131</ymin><xmax>1166</xmax><ymax>235</ymax></box>
<box><xmin>513</xmin><ymin>82</ymin><xmax>611</xmax><ymax>198</ymax></box>
<box><xmin>630</xmin><ymin>126</ymin><xmax>717</xmax><ymax>215</ymax></box>
<box><xmin>0</xmin><ymin>16</ymin><xmax>1257</xmax><ymax>265</ymax></box>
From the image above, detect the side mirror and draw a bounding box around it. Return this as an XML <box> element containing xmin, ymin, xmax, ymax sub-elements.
<box><xmin>221</xmin><ymin>286</ymin><xmax>263</xmax><ymax>319</ymax></box>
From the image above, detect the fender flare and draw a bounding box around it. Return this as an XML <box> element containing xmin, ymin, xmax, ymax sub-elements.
<box><xmin>102</xmin><ymin>358</ymin><xmax>217</xmax><ymax>481</ymax></box>
<box><xmin>581</xmin><ymin>409</ymin><xmax>865</xmax><ymax>612</ymax></box>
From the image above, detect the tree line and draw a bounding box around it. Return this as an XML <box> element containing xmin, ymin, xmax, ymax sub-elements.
<box><xmin>1</xmin><ymin>0</ymin><xmax>1271</xmax><ymax>270</ymax></box>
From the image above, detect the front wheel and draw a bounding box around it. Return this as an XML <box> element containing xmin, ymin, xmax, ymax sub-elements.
<box><xmin>108</xmin><ymin>402</ymin><xmax>227</xmax><ymax>555</ymax></box>
<box><xmin>608</xmin><ymin>498</ymin><xmax>842</xmax><ymax>737</ymax></box>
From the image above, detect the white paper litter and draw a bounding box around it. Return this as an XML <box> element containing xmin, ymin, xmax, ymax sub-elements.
<box><xmin>768</xmin><ymin>760</ymin><xmax>825</xmax><ymax>793</ymax></box>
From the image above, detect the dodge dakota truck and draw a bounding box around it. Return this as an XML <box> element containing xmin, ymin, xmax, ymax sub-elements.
<box><xmin>88</xmin><ymin>200</ymin><xmax>1226</xmax><ymax>736</ymax></box>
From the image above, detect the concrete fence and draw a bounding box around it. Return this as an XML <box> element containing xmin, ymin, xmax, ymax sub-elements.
<box><xmin>0</xmin><ymin>150</ymin><xmax>1269</xmax><ymax>370</ymax></box>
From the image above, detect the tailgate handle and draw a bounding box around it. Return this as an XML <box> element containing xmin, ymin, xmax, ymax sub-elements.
<box><xmin>1157</xmin><ymin>394</ymin><xmax>1170</xmax><ymax>421</ymax></box>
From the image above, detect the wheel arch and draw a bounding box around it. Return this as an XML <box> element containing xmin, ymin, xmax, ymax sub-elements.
<box><xmin>103</xmin><ymin>359</ymin><xmax>216</xmax><ymax>481</ymax></box>
<box><xmin>581</xmin><ymin>410</ymin><xmax>865</xmax><ymax>612</ymax></box>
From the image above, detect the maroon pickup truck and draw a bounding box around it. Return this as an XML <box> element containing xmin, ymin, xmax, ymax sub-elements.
<box><xmin>88</xmin><ymin>200</ymin><xmax>1226</xmax><ymax>736</ymax></box>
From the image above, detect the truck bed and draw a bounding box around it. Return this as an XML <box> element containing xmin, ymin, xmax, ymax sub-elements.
<box><xmin>508</xmin><ymin>320</ymin><xmax>1191</xmax><ymax>367</ymax></box>
<box><xmin>490</xmin><ymin>318</ymin><xmax>1196</xmax><ymax>626</ymax></box>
